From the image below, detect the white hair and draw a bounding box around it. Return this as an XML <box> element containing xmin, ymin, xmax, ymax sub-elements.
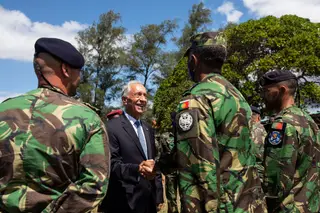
<box><xmin>122</xmin><ymin>80</ymin><xmax>143</xmax><ymax>97</ymax></box>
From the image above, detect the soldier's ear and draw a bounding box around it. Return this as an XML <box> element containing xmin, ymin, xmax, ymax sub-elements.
<box><xmin>191</xmin><ymin>54</ymin><xmax>198</xmax><ymax>66</ymax></box>
<box><xmin>279</xmin><ymin>85</ymin><xmax>287</xmax><ymax>96</ymax></box>
<box><xmin>61</xmin><ymin>63</ymin><xmax>70</xmax><ymax>78</ymax></box>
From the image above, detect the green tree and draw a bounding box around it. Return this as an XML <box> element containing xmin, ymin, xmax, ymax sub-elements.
<box><xmin>223</xmin><ymin>15</ymin><xmax>320</xmax><ymax>109</ymax></box>
<box><xmin>152</xmin><ymin>51</ymin><xmax>177</xmax><ymax>86</ymax></box>
<box><xmin>153</xmin><ymin>2</ymin><xmax>212</xmax><ymax>132</ymax></box>
<box><xmin>175</xmin><ymin>2</ymin><xmax>212</xmax><ymax>59</ymax></box>
<box><xmin>76</xmin><ymin>11</ymin><xmax>126</xmax><ymax>112</ymax></box>
<box><xmin>154</xmin><ymin>15</ymin><xmax>320</xmax><ymax>131</ymax></box>
<box><xmin>153</xmin><ymin>58</ymin><xmax>193</xmax><ymax>132</ymax></box>
<box><xmin>124</xmin><ymin>20</ymin><xmax>178</xmax><ymax>90</ymax></box>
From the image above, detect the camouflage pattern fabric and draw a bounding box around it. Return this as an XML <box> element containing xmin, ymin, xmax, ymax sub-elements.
<box><xmin>249</xmin><ymin>120</ymin><xmax>267</xmax><ymax>182</ymax></box>
<box><xmin>165</xmin><ymin>174</ymin><xmax>179</xmax><ymax>213</ymax></box>
<box><xmin>168</xmin><ymin>73</ymin><xmax>267</xmax><ymax>213</ymax></box>
<box><xmin>159</xmin><ymin>132</ymin><xmax>179</xmax><ymax>213</ymax></box>
<box><xmin>159</xmin><ymin>132</ymin><xmax>175</xmax><ymax>157</ymax></box>
<box><xmin>189</xmin><ymin>32</ymin><xmax>227</xmax><ymax>49</ymax></box>
<box><xmin>263</xmin><ymin>106</ymin><xmax>320</xmax><ymax>213</ymax></box>
<box><xmin>184</xmin><ymin>32</ymin><xmax>227</xmax><ymax>58</ymax></box>
<box><xmin>0</xmin><ymin>87</ymin><xmax>110</xmax><ymax>213</ymax></box>
<box><xmin>154</xmin><ymin>132</ymin><xmax>163</xmax><ymax>162</ymax></box>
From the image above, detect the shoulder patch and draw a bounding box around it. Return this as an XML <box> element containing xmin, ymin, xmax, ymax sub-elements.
<box><xmin>268</xmin><ymin>130</ymin><xmax>282</xmax><ymax>145</ymax></box>
<box><xmin>178</xmin><ymin>111</ymin><xmax>194</xmax><ymax>132</ymax></box>
<box><xmin>266</xmin><ymin>121</ymin><xmax>286</xmax><ymax>147</ymax></box>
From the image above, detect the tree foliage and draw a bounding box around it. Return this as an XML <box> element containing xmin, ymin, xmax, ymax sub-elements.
<box><xmin>224</xmin><ymin>15</ymin><xmax>320</xmax><ymax>108</ymax></box>
<box><xmin>154</xmin><ymin>14</ymin><xmax>320</xmax><ymax>131</ymax></box>
<box><xmin>152</xmin><ymin>52</ymin><xmax>177</xmax><ymax>86</ymax></box>
<box><xmin>153</xmin><ymin>58</ymin><xmax>193</xmax><ymax>132</ymax></box>
<box><xmin>175</xmin><ymin>2</ymin><xmax>212</xmax><ymax>59</ymax></box>
<box><xmin>124</xmin><ymin>20</ymin><xmax>178</xmax><ymax>90</ymax></box>
<box><xmin>153</xmin><ymin>2</ymin><xmax>212</xmax><ymax>87</ymax></box>
<box><xmin>153</xmin><ymin>2</ymin><xmax>212</xmax><ymax>131</ymax></box>
<box><xmin>76</xmin><ymin>11</ymin><xmax>125</xmax><ymax>112</ymax></box>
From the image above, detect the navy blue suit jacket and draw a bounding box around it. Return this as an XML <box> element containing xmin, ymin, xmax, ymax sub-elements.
<box><xmin>100</xmin><ymin>114</ymin><xmax>163</xmax><ymax>213</ymax></box>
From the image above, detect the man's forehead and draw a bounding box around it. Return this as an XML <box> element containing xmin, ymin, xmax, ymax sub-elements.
<box><xmin>130</xmin><ymin>83</ymin><xmax>146</xmax><ymax>92</ymax></box>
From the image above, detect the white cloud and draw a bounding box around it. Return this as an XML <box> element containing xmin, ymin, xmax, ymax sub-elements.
<box><xmin>0</xmin><ymin>6</ymin><xmax>88</xmax><ymax>62</ymax></box>
<box><xmin>217</xmin><ymin>2</ymin><xmax>244</xmax><ymax>23</ymax></box>
<box><xmin>243</xmin><ymin>0</ymin><xmax>320</xmax><ymax>22</ymax></box>
<box><xmin>0</xmin><ymin>91</ymin><xmax>21</xmax><ymax>103</ymax></box>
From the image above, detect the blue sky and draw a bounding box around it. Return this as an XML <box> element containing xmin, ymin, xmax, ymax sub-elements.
<box><xmin>1</xmin><ymin>0</ymin><xmax>320</xmax><ymax>102</ymax></box>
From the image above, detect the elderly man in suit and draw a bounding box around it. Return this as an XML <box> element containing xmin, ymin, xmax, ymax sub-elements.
<box><xmin>100</xmin><ymin>81</ymin><xmax>163</xmax><ymax>213</ymax></box>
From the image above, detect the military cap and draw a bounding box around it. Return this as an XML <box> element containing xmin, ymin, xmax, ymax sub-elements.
<box><xmin>250</xmin><ymin>106</ymin><xmax>261</xmax><ymax>115</ymax></box>
<box><xmin>184</xmin><ymin>31</ymin><xmax>227</xmax><ymax>57</ymax></box>
<box><xmin>34</xmin><ymin>37</ymin><xmax>84</xmax><ymax>69</ymax></box>
<box><xmin>259</xmin><ymin>70</ymin><xmax>297</xmax><ymax>86</ymax></box>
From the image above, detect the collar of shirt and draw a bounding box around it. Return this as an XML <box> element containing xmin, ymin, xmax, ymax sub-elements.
<box><xmin>124</xmin><ymin>111</ymin><xmax>140</xmax><ymax>135</ymax></box>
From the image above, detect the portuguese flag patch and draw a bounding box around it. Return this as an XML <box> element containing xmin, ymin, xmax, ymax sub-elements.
<box><xmin>178</xmin><ymin>100</ymin><xmax>190</xmax><ymax>110</ymax></box>
<box><xmin>272</xmin><ymin>122</ymin><xmax>283</xmax><ymax>130</ymax></box>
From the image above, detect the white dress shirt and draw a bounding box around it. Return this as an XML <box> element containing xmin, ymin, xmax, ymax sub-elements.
<box><xmin>124</xmin><ymin>111</ymin><xmax>147</xmax><ymax>146</ymax></box>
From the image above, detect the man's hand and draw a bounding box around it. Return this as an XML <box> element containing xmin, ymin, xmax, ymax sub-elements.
<box><xmin>139</xmin><ymin>160</ymin><xmax>156</xmax><ymax>180</ymax></box>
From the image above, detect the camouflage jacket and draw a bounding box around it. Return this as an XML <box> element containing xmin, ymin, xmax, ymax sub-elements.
<box><xmin>159</xmin><ymin>132</ymin><xmax>174</xmax><ymax>155</ymax></box>
<box><xmin>157</xmin><ymin>131</ymin><xmax>178</xmax><ymax>177</ymax></box>
<box><xmin>249</xmin><ymin>121</ymin><xmax>267</xmax><ymax>161</ymax></box>
<box><xmin>172</xmin><ymin>73</ymin><xmax>267</xmax><ymax>213</ymax></box>
<box><xmin>0</xmin><ymin>87</ymin><xmax>110</xmax><ymax>213</ymax></box>
<box><xmin>263</xmin><ymin>106</ymin><xmax>320</xmax><ymax>213</ymax></box>
<box><xmin>154</xmin><ymin>131</ymin><xmax>163</xmax><ymax>162</ymax></box>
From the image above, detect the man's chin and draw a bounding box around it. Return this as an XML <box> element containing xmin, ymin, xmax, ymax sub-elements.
<box><xmin>135</xmin><ymin>110</ymin><xmax>144</xmax><ymax>115</ymax></box>
<box><xmin>135</xmin><ymin>106</ymin><xmax>146</xmax><ymax>112</ymax></box>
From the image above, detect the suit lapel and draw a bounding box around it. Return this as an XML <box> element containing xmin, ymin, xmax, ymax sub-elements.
<box><xmin>121</xmin><ymin>115</ymin><xmax>147</xmax><ymax>159</ymax></box>
<box><xmin>141</xmin><ymin>122</ymin><xmax>153</xmax><ymax>159</ymax></box>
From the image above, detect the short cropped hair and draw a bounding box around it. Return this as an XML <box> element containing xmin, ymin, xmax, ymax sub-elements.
<box><xmin>122</xmin><ymin>80</ymin><xmax>143</xmax><ymax>97</ymax></box>
<box><xmin>192</xmin><ymin>45</ymin><xmax>226</xmax><ymax>69</ymax></box>
<box><xmin>280</xmin><ymin>79</ymin><xmax>298</xmax><ymax>96</ymax></box>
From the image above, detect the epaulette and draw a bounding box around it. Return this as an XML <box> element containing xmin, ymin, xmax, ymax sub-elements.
<box><xmin>182</xmin><ymin>90</ymin><xmax>190</xmax><ymax>97</ymax></box>
<box><xmin>182</xmin><ymin>82</ymin><xmax>200</xmax><ymax>97</ymax></box>
<box><xmin>83</xmin><ymin>102</ymin><xmax>101</xmax><ymax>115</ymax></box>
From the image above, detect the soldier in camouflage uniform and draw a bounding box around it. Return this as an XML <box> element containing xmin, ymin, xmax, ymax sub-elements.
<box><xmin>153</xmin><ymin>120</ymin><xmax>163</xmax><ymax>163</ymax></box>
<box><xmin>160</xmin><ymin>131</ymin><xmax>179</xmax><ymax>213</ymax></box>
<box><xmin>249</xmin><ymin>106</ymin><xmax>267</xmax><ymax>182</ymax></box>
<box><xmin>159</xmin><ymin>32</ymin><xmax>267</xmax><ymax>213</ymax></box>
<box><xmin>0</xmin><ymin>38</ymin><xmax>110</xmax><ymax>213</ymax></box>
<box><xmin>260</xmin><ymin>70</ymin><xmax>320</xmax><ymax>213</ymax></box>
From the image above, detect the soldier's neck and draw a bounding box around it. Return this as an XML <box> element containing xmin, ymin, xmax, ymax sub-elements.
<box><xmin>279</xmin><ymin>97</ymin><xmax>295</xmax><ymax>112</ymax></box>
<box><xmin>38</xmin><ymin>80</ymin><xmax>68</xmax><ymax>96</ymax></box>
<box><xmin>199</xmin><ymin>69</ymin><xmax>221</xmax><ymax>81</ymax></box>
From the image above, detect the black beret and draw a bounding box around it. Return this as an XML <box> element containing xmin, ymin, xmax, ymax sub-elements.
<box><xmin>259</xmin><ymin>70</ymin><xmax>297</xmax><ymax>86</ymax></box>
<box><xmin>34</xmin><ymin>37</ymin><xmax>84</xmax><ymax>69</ymax></box>
<box><xmin>250</xmin><ymin>106</ymin><xmax>261</xmax><ymax>114</ymax></box>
